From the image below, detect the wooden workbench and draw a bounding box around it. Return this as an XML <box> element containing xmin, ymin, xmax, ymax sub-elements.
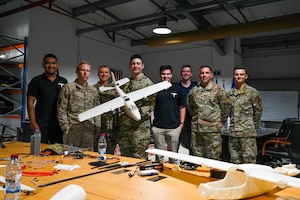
<box><xmin>0</xmin><ymin>141</ymin><xmax>299</xmax><ymax>200</ymax></box>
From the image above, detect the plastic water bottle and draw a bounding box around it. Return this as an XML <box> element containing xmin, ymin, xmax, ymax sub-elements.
<box><xmin>114</xmin><ymin>144</ymin><xmax>121</xmax><ymax>157</ymax></box>
<box><xmin>261</xmin><ymin>122</ymin><xmax>266</xmax><ymax>132</ymax></box>
<box><xmin>34</xmin><ymin>127</ymin><xmax>41</xmax><ymax>137</ymax></box>
<box><xmin>147</xmin><ymin>143</ymin><xmax>156</xmax><ymax>162</ymax></box>
<box><xmin>4</xmin><ymin>154</ymin><xmax>22</xmax><ymax>200</ymax></box>
<box><xmin>98</xmin><ymin>133</ymin><xmax>107</xmax><ymax>162</ymax></box>
<box><xmin>259</xmin><ymin>122</ymin><xmax>266</xmax><ymax>133</ymax></box>
<box><xmin>30</xmin><ymin>127</ymin><xmax>41</xmax><ymax>156</ymax></box>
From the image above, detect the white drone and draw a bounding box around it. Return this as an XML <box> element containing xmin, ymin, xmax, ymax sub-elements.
<box><xmin>146</xmin><ymin>148</ymin><xmax>300</xmax><ymax>199</ymax></box>
<box><xmin>78</xmin><ymin>72</ymin><xmax>171</xmax><ymax>122</ymax></box>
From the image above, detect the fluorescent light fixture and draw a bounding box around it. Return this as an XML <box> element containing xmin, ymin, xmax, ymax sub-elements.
<box><xmin>153</xmin><ymin>17</ymin><xmax>172</xmax><ymax>35</ymax></box>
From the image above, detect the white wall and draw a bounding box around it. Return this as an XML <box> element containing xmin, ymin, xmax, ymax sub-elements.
<box><xmin>142</xmin><ymin>37</ymin><xmax>236</xmax><ymax>84</ymax></box>
<box><xmin>26</xmin><ymin>8</ymin><xmax>78</xmax><ymax>82</ymax></box>
<box><xmin>244</xmin><ymin>51</ymin><xmax>300</xmax><ymax>97</ymax></box>
<box><xmin>25</xmin><ymin>7</ymin><xmax>140</xmax><ymax>85</ymax></box>
<box><xmin>0</xmin><ymin>11</ymin><xmax>29</xmax><ymax>40</ymax></box>
<box><xmin>244</xmin><ymin>53</ymin><xmax>300</xmax><ymax>80</ymax></box>
<box><xmin>75</xmin><ymin>35</ymin><xmax>134</xmax><ymax>84</ymax></box>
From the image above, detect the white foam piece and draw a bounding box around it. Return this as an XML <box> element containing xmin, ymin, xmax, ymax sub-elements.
<box><xmin>50</xmin><ymin>184</ymin><xmax>86</xmax><ymax>200</ymax></box>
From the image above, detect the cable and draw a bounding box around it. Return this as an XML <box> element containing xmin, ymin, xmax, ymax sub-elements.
<box><xmin>128</xmin><ymin>165</ymin><xmax>139</xmax><ymax>178</ymax></box>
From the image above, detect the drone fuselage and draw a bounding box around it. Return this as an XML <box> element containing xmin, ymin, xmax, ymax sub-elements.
<box><xmin>116</xmin><ymin>85</ymin><xmax>141</xmax><ymax>121</ymax></box>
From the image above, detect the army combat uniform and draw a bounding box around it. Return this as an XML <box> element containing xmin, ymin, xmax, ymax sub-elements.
<box><xmin>187</xmin><ymin>81</ymin><xmax>229</xmax><ymax>160</ymax></box>
<box><xmin>57</xmin><ymin>80</ymin><xmax>101</xmax><ymax>151</ymax></box>
<box><xmin>94</xmin><ymin>82</ymin><xmax>116</xmax><ymax>153</ymax></box>
<box><xmin>117</xmin><ymin>73</ymin><xmax>155</xmax><ymax>159</ymax></box>
<box><xmin>227</xmin><ymin>84</ymin><xmax>262</xmax><ymax>164</ymax></box>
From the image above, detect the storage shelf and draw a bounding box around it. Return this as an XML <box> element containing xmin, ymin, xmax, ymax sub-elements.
<box><xmin>0</xmin><ymin>89</ymin><xmax>22</xmax><ymax>93</ymax></box>
<box><xmin>2</xmin><ymin>115</ymin><xmax>21</xmax><ymax>119</ymax></box>
<box><xmin>0</xmin><ymin>36</ymin><xmax>26</xmax><ymax>122</ymax></box>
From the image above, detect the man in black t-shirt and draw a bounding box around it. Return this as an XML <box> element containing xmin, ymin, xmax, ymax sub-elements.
<box><xmin>27</xmin><ymin>54</ymin><xmax>68</xmax><ymax>144</ymax></box>
<box><xmin>152</xmin><ymin>65</ymin><xmax>186</xmax><ymax>163</ymax></box>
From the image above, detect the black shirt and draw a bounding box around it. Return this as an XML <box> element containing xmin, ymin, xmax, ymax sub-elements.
<box><xmin>27</xmin><ymin>73</ymin><xmax>67</xmax><ymax>143</ymax></box>
<box><xmin>153</xmin><ymin>84</ymin><xmax>185</xmax><ymax>129</ymax></box>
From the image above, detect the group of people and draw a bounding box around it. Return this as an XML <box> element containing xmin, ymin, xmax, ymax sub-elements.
<box><xmin>27</xmin><ymin>53</ymin><xmax>262</xmax><ymax>165</ymax></box>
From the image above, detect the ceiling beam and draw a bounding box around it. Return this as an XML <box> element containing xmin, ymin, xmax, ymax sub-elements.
<box><xmin>75</xmin><ymin>0</ymin><xmax>286</xmax><ymax>35</ymax></box>
<box><xmin>148</xmin><ymin>13</ymin><xmax>300</xmax><ymax>46</ymax></box>
<box><xmin>76</xmin><ymin>2</ymin><xmax>221</xmax><ymax>35</ymax></box>
<box><xmin>168</xmin><ymin>0</ymin><xmax>225</xmax><ymax>55</ymax></box>
<box><xmin>72</xmin><ymin>0</ymin><xmax>135</xmax><ymax>16</ymax></box>
<box><xmin>0</xmin><ymin>0</ymin><xmax>54</xmax><ymax>18</ymax></box>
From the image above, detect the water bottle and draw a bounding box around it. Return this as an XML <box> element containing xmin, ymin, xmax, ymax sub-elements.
<box><xmin>4</xmin><ymin>154</ymin><xmax>22</xmax><ymax>200</ymax></box>
<box><xmin>259</xmin><ymin>122</ymin><xmax>266</xmax><ymax>133</ymax></box>
<box><xmin>98</xmin><ymin>133</ymin><xmax>107</xmax><ymax>161</ymax></box>
<box><xmin>147</xmin><ymin>143</ymin><xmax>156</xmax><ymax>162</ymax></box>
<box><xmin>30</xmin><ymin>127</ymin><xmax>41</xmax><ymax>156</ymax></box>
<box><xmin>114</xmin><ymin>144</ymin><xmax>121</xmax><ymax>157</ymax></box>
<box><xmin>261</xmin><ymin>122</ymin><xmax>266</xmax><ymax>132</ymax></box>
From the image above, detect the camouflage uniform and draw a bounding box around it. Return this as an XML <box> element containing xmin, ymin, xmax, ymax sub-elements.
<box><xmin>187</xmin><ymin>80</ymin><xmax>229</xmax><ymax>160</ymax></box>
<box><xmin>94</xmin><ymin>82</ymin><xmax>116</xmax><ymax>154</ymax></box>
<box><xmin>227</xmin><ymin>83</ymin><xmax>262</xmax><ymax>164</ymax></box>
<box><xmin>117</xmin><ymin>73</ymin><xmax>155</xmax><ymax>159</ymax></box>
<box><xmin>57</xmin><ymin>79</ymin><xmax>101</xmax><ymax>151</ymax></box>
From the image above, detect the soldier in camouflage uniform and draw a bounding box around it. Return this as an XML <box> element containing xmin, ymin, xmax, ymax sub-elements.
<box><xmin>117</xmin><ymin>55</ymin><xmax>155</xmax><ymax>159</ymax></box>
<box><xmin>227</xmin><ymin>65</ymin><xmax>262</xmax><ymax>164</ymax></box>
<box><xmin>94</xmin><ymin>65</ymin><xmax>116</xmax><ymax>153</ymax></box>
<box><xmin>57</xmin><ymin>61</ymin><xmax>101</xmax><ymax>151</ymax></box>
<box><xmin>187</xmin><ymin>66</ymin><xmax>229</xmax><ymax>160</ymax></box>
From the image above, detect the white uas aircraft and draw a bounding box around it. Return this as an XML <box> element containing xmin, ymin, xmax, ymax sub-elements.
<box><xmin>78</xmin><ymin>72</ymin><xmax>171</xmax><ymax>122</ymax></box>
<box><xmin>146</xmin><ymin>148</ymin><xmax>300</xmax><ymax>200</ymax></box>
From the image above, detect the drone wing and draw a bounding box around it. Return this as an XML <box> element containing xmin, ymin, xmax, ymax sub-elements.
<box><xmin>116</xmin><ymin>77</ymin><xmax>130</xmax><ymax>87</ymax></box>
<box><xmin>100</xmin><ymin>77</ymin><xmax>130</xmax><ymax>92</ymax></box>
<box><xmin>79</xmin><ymin>81</ymin><xmax>171</xmax><ymax>122</ymax></box>
<box><xmin>249</xmin><ymin>167</ymin><xmax>300</xmax><ymax>189</ymax></box>
<box><xmin>145</xmin><ymin>148</ymin><xmax>235</xmax><ymax>171</ymax></box>
<box><xmin>127</xmin><ymin>81</ymin><xmax>172</xmax><ymax>102</ymax></box>
<box><xmin>0</xmin><ymin>175</ymin><xmax>35</xmax><ymax>192</ymax></box>
<box><xmin>78</xmin><ymin>96</ymin><xmax>124</xmax><ymax>122</ymax></box>
<box><xmin>146</xmin><ymin>148</ymin><xmax>300</xmax><ymax>190</ymax></box>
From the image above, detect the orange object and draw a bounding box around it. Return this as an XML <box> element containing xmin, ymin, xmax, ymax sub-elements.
<box><xmin>22</xmin><ymin>169</ymin><xmax>58</xmax><ymax>176</ymax></box>
<box><xmin>196</xmin><ymin>166</ymin><xmax>210</xmax><ymax>172</ymax></box>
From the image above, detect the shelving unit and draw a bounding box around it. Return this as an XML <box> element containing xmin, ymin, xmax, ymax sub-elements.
<box><xmin>0</xmin><ymin>35</ymin><xmax>27</xmax><ymax>137</ymax></box>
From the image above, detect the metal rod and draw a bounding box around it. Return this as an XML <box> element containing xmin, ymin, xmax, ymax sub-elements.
<box><xmin>38</xmin><ymin>165</ymin><xmax>121</xmax><ymax>187</ymax></box>
<box><xmin>38</xmin><ymin>160</ymin><xmax>150</xmax><ymax>187</ymax></box>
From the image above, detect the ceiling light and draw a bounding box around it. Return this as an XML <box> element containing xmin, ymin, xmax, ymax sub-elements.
<box><xmin>153</xmin><ymin>17</ymin><xmax>172</xmax><ymax>35</ymax></box>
